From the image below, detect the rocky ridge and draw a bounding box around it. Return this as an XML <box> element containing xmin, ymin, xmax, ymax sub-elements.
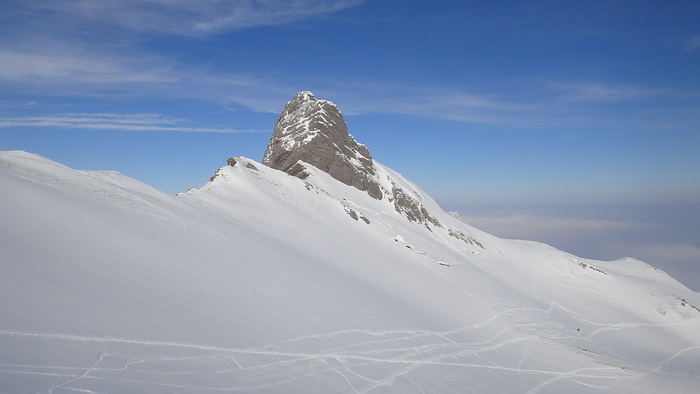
<box><xmin>262</xmin><ymin>91</ymin><xmax>382</xmax><ymax>199</ymax></box>
<box><xmin>259</xmin><ymin>91</ymin><xmax>445</xmax><ymax>229</ymax></box>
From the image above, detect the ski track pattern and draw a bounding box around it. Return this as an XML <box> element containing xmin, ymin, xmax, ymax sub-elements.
<box><xmin>2</xmin><ymin>312</ymin><xmax>694</xmax><ymax>394</ymax></box>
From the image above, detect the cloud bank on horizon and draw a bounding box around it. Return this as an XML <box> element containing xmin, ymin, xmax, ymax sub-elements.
<box><xmin>1</xmin><ymin>0</ymin><xmax>699</xmax><ymax>289</ymax></box>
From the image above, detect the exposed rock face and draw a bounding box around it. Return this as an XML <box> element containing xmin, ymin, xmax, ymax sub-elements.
<box><xmin>262</xmin><ymin>91</ymin><xmax>444</xmax><ymax>229</ymax></box>
<box><xmin>391</xmin><ymin>185</ymin><xmax>441</xmax><ymax>228</ymax></box>
<box><xmin>263</xmin><ymin>91</ymin><xmax>383</xmax><ymax>199</ymax></box>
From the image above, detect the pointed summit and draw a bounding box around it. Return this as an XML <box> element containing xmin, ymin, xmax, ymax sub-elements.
<box><xmin>263</xmin><ymin>91</ymin><xmax>383</xmax><ymax>199</ymax></box>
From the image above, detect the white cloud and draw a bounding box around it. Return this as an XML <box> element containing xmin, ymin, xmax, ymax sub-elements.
<box><xmin>552</xmin><ymin>82</ymin><xmax>668</xmax><ymax>102</ymax></box>
<box><xmin>0</xmin><ymin>113</ymin><xmax>267</xmax><ymax>133</ymax></box>
<box><xmin>16</xmin><ymin>0</ymin><xmax>365</xmax><ymax>37</ymax></box>
<box><xmin>450</xmin><ymin>210</ymin><xmax>642</xmax><ymax>241</ymax></box>
<box><xmin>0</xmin><ymin>49</ymin><xmax>178</xmax><ymax>85</ymax></box>
<box><xmin>387</xmin><ymin>90</ymin><xmax>533</xmax><ymax>123</ymax></box>
<box><xmin>0</xmin><ymin>0</ymin><xmax>682</xmax><ymax>131</ymax></box>
<box><xmin>313</xmin><ymin>81</ymin><xmax>538</xmax><ymax>126</ymax></box>
<box><xmin>0</xmin><ymin>45</ymin><xmax>269</xmax><ymax>108</ymax></box>
<box><xmin>0</xmin><ymin>43</ymin><xmax>686</xmax><ymax>132</ymax></box>
<box><xmin>636</xmin><ymin>243</ymin><xmax>700</xmax><ymax>263</ymax></box>
<box><xmin>0</xmin><ymin>45</ymin><xmax>607</xmax><ymax>128</ymax></box>
<box><xmin>683</xmin><ymin>35</ymin><xmax>700</xmax><ymax>51</ymax></box>
<box><xmin>450</xmin><ymin>209</ymin><xmax>700</xmax><ymax>290</ymax></box>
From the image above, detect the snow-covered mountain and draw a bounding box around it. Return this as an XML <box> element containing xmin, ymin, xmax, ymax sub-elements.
<box><xmin>1</xmin><ymin>92</ymin><xmax>699</xmax><ymax>393</ymax></box>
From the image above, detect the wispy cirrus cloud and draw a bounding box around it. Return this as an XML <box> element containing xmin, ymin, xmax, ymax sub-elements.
<box><xmin>308</xmin><ymin>80</ymin><xmax>539</xmax><ymax>126</ymax></box>
<box><xmin>683</xmin><ymin>35</ymin><xmax>700</xmax><ymax>51</ymax></box>
<box><xmin>0</xmin><ymin>43</ymin><xmax>685</xmax><ymax>132</ymax></box>
<box><xmin>10</xmin><ymin>0</ymin><xmax>365</xmax><ymax>37</ymax></box>
<box><xmin>0</xmin><ymin>113</ymin><xmax>267</xmax><ymax>133</ymax></box>
<box><xmin>0</xmin><ymin>49</ymin><xmax>179</xmax><ymax>85</ymax></box>
<box><xmin>0</xmin><ymin>0</ymin><xmax>364</xmax><ymax>106</ymax></box>
<box><xmin>0</xmin><ymin>44</ymin><xmax>266</xmax><ymax>109</ymax></box>
<box><xmin>4</xmin><ymin>0</ymin><xmax>523</xmax><ymax>124</ymax></box>
<box><xmin>552</xmin><ymin>82</ymin><xmax>669</xmax><ymax>102</ymax></box>
<box><xmin>0</xmin><ymin>0</ymin><xmax>685</xmax><ymax>131</ymax></box>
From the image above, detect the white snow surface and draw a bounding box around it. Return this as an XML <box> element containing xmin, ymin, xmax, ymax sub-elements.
<box><xmin>1</xmin><ymin>150</ymin><xmax>699</xmax><ymax>393</ymax></box>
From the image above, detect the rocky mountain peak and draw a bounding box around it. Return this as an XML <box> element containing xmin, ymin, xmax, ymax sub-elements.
<box><xmin>262</xmin><ymin>91</ymin><xmax>383</xmax><ymax>199</ymax></box>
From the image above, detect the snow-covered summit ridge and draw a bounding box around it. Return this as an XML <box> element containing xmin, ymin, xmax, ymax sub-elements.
<box><xmin>0</xmin><ymin>150</ymin><xmax>169</xmax><ymax>207</ymax></box>
<box><xmin>2</xmin><ymin>148</ymin><xmax>700</xmax><ymax>392</ymax></box>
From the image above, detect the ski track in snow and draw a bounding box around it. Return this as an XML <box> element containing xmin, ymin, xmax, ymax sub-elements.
<box><xmin>44</xmin><ymin>350</ymin><xmax>105</xmax><ymax>394</ymax></box>
<box><xmin>3</xmin><ymin>152</ymin><xmax>700</xmax><ymax>392</ymax></box>
<box><xmin>1</xmin><ymin>313</ymin><xmax>692</xmax><ymax>394</ymax></box>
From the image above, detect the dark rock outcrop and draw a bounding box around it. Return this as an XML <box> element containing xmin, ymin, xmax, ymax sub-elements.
<box><xmin>263</xmin><ymin>91</ymin><xmax>383</xmax><ymax>199</ymax></box>
<box><xmin>390</xmin><ymin>185</ymin><xmax>441</xmax><ymax>229</ymax></box>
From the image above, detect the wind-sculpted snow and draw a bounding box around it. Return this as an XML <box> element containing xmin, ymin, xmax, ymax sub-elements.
<box><xmin>1</xmin><ymin>150</ymin><xmax>700</xmax><ymax>393</ymax></box>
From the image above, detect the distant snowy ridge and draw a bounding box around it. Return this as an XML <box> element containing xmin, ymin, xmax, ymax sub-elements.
<box><xmin>1</xmin><ymin>93</ymin><xmax>699</xmax><ymax>392</ymax></box>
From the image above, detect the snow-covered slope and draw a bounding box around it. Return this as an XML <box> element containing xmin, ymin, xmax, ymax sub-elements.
<box><xmin>1</xmin><ymin>149</ymin><xmax>699</xmax><ymax>393</ymax></box>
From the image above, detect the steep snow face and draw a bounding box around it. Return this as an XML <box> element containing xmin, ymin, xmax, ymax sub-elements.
<box><xmin>1</xmin><ymin>149</ymin><xmax>700</xmax><ymax>393</ymax></box>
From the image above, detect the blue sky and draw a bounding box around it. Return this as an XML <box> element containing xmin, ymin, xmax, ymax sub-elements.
<box><xmin>1</xmin><ymin>0</ymin><xmax>699</xmax><ymax>289</ymax></box>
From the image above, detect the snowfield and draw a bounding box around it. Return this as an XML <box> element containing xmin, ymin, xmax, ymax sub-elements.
<box><xmin>1</xmin><ymin>150</ymin><xmax>699</xmax><ymax>393</ymax></box>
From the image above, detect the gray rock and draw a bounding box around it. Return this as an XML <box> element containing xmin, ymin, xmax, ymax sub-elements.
<box><xmin>263</xmin><ymin>91</ymin><xmax>383</xmax><ymax>200</ymax></box>
<box><xmin>262</xmin><ymin>91</ymin><xmax>443</xmax><ymax>229</ymax></box>
<box><xmin>390</xmin><ymin>185</ymin><xmax>441</xmax><ymax>229</ymax></box>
